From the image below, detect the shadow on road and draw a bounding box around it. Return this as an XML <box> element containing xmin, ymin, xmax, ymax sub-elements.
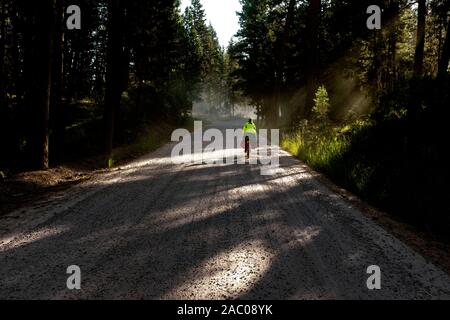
<box><xmin>1</xmin><ymin>123</ymin><xmax>450</xmax><ymax>300</ymax></box>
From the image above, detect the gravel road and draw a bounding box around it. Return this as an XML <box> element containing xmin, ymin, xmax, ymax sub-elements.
<box><xmin>1</xmin><ymin>120</ymin><xmax>449</xmax><ymax>300</ymax></box>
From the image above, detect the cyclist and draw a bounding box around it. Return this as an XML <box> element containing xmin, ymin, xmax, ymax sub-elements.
<box><xmin>243</xmin><ymin>119</ymin><xmax>257</xmax><ymax>136</ymax></box>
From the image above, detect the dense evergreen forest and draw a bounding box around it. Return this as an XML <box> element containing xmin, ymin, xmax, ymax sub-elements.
<box><xmin>0</xmin><ymin>0</ymin><xmax>230</xmax><ymax>171</ymax></box>
<box><xmin>1</xmin><ymin>0</ymin><xmax>450</xmax><ymax>233</ymax></box>
<box><xmin>228</xmin><ymin>0</ymin><xmax>450</xmax><ymax>233</ymax></box>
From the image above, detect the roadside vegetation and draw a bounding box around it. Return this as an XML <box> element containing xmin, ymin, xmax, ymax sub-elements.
<box><xmin>0</xmin><ymin>0</ymin><xmax>228</xmax><ymax>212</ymax></box>
<box><xmin>229</xmin><ymin>0</ymin><xmax>450</xmax><ymax>236</ymax></box>
<box><xmin>0</xmin><ymin>0</ymin><xmax>235</xmax><ymax>174</ymax></box>
<box><xmin>282</xmin><ymin>78</ymin><xmax>450</xmax><ymax>237</ymax></box>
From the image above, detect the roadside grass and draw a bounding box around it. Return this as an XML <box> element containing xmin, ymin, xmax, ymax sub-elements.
<box><xmin>281</xmin><ymin>126</ymin><xmax>351</xmax><ymax>182</ymax></box>
<box><xmin>281</xmin><ymin>118</ymin><xmax>450</xmax><ymax>237</ymax></box>
<box><xmin>283</xmin><ymin>133</ymin><xmax>349</xmax><ymax>172</ymax></box>
<box><xmin>281</xmin><ymin>120</ymin><xmax>393</xmax><ymax>203</ymax></box>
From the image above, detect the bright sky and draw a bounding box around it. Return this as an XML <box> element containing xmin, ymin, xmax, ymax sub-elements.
<box><xmin>180</xmin><ymin>0</ymin><xmax>241</xmax><ymax>48</ymax></box>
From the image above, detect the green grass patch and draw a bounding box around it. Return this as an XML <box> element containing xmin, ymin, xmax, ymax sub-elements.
<box><xmin>281</xmin><ymin>127</ymin><xmax>351</xmax><ymax>173</ymax></box>
<box><xmin>282</xmin><ymin>116</ymin><xmax>450</xmax><ymax>236</ymax></box>
<box><xmin>281</xmin><ymin>120</ymin><xmax>381</xmax><ymax>204</ymax></box>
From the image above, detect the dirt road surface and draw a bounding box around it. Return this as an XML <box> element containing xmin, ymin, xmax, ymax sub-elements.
<box><xmin>1</xmin><ymin>120</ymin><xmax>449</xmax><ymax>299</ymax></box>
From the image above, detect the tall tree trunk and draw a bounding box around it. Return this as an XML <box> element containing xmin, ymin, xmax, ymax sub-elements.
<box><xmin>103</xmin><ymin>0</ymin><xmax>125</xmax><ymax>166</ymax></box>
<box><xmin>51</xmin><ymin>0</ymin><xmax>65</xmax><ymax>164</ymax></box>
<box><xmin>407</xmin><ymin>0</ymin><xmax>427</xmax><ymax>204</ymax></box>
<box><xmin>410</xmin><ymin>0</ymin><xmax>427</xmax><ymax>117</ymax></box>
<box><xmin>10</xmin><ymin>3</ymin><xmax>20</xmax><ymax>101</ymax></box>
<box><xmin>438</xmin><ymin>16</ymin><xmax>450</xmax><ymax>75</ymax></box>
<box><xmin>272</xmin><ymin>0</ymin><xmax>297</xmax><ymax>127</ymax></box>
<box><xmin>116</xmin><ymin>3</ymin><xmax>131</xmax><ymax>136</ymax></box>
<box><xmin>30</xmin><ymin>0</ymin><xmax>54</xmax><ymax>169</ymax></box>
<box><xmin>0</xmin><ymin>0</ymin><xmax>6</xmax><ymax>106</ymax></box>
<box><xmin>21</xmin><ymin>3</ymin><xmax>35</xmax><ymax>167</ymax></box>
<box><xmin>386</xmin><ymin>0</ymin><xmax>400</xmax><ymax>91</ymax></box>
<box><xmin>303</xmin><ymin>0</ymin><xmax>321</xmax><ymax>120</ymax></box>
<box><xmin>413</xmin><ymin>0</ymin><xmax>426</xmax><ymax>77</ymax></box>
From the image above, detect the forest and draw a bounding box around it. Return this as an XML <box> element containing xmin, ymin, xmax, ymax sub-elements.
<box><xmin>0</xmin><ymin>0</ymin><xmax>230</xmax><ymax>171</ymax></box>
<box><xmin>1</xmin><ymin>0</ymin><xmax>450</xmax><ymax>234</ymax></box>
<box><xmin>229</xmin><ymin>0</ymin><xmax>450</xmax><ymax>235</ymax></box>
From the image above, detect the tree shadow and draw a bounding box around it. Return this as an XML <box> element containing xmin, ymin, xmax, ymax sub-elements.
<box><xmin>1</xmin><ymin>136</ymin><xmax>450</xmax><ymax>300</ymax></box>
